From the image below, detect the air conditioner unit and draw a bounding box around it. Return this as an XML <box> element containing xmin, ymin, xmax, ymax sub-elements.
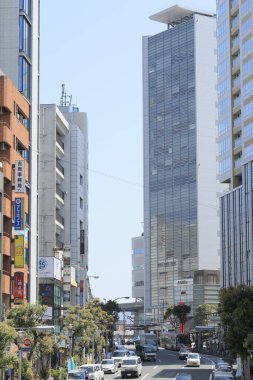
<box><xmin>0</xmin><ymin>142</ymin><xmax>7</xmax><ymax>151</ymax></box>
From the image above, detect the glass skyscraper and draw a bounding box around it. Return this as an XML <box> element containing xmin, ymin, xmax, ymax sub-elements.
<box><xmin>143</xmin><ymin>5</ymin><xmax>223</xmax><ymax>321</ymax></box>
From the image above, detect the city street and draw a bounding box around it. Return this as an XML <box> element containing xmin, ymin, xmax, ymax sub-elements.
<box><xmin>104</xmin><ymin>348</ymin><xmax>217</xmax><ymax>380</ymax></box>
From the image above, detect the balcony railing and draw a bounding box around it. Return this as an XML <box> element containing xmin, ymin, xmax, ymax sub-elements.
<box><xmin>234</xmin><ymin>136</ymin><xmax>242</xmax><ymax>148</ymax></box>
<box><xmin>232</xmin><ymin>55</ymin><xmax>240</xmax><ymax>68</ymax></box>
<box><xmin>233</xmin><ymin>116</ymin><xmax>241</xmax><ymax>128</ymax></box>
<box><xmin>232</xmin><ymin>35</ymin><xmax>240</xmax><ymax>48</ymax></box>
<box><xmin>234</xmin><ymin>157</ymin><xmax>242</xmax><ymax>168</ymax></box>
<box><xmin>56</xmin><ymin>212</ymin><xmax>64</xmax><ymax>226</ymax></box>
<box><xmin>56</xmin><ymin>160</ymin><xmax>64</xmax><ymax>175</ymax></box>
<box><xmin>56</xmin><ymin>136</ymin><xmax>64</xmax><ymax>150</ymax></box>
<box><xmin>232</xmin><ymin>15</ymin><xmax>239</xmax><ymax>29</ymax></box>
<box><xmin>56</xmin><ymin>187</ymin><xmax>64</xmax><ymax>200</ymax></box>
<box><xmin>233</xmin><ymin>96</ymin><xmax>241</xmax><ymax>107</ymax></box>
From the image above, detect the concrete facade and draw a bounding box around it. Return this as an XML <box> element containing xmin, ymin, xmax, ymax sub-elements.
<box><xmin>217</xmin><ymin>0</ymin><xmax>253</xmax><ymax>287</ymax></box>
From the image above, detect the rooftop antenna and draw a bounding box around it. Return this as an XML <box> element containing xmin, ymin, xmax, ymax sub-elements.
<box><xmin>60</xmin><ymin>84</ymin><xmax>72</xmax><ymax>106</ymax></box>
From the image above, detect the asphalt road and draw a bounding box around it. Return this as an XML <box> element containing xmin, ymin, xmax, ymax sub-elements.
<box><xmin>104</xmin><ymin>348</ymin><xmax>219</xmax><ymax>380</ymax></box>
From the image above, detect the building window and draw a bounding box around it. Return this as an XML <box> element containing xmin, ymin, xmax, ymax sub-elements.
<box><xmin>18</xmin><ymin>56</ymin><xmax>31</xmax><ymax>99</ymax></box>
<box><xmin>80</xmin><ymin>174</ymin><xmax>83</xmax><ymax>186</ymax></box>
<box><xmin>19</xmin><ymin>0</ymin><xmax>31</xmax><ymax>19</ymax></box>
<box><xmin>19</xmin><ymin>16</ymin><xmax>31</xmax><ymax>58</ymax></box>
<box><xmin>80</xmin><ymin>197</ymin><xmax>83</xmax><ymax>209</ymax></box>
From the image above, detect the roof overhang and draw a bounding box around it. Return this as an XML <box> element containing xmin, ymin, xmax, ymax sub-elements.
<box><xmin>149</xmin><ymin>5</ymin><xmax>215</xmax><ymax>25</ymax></box>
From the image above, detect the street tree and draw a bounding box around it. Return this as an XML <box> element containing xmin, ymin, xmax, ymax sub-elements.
<box><xmin>164</xmin><ymin>304</ymin><xmax>191</xmax><ymax>329</ymax></box>
<box><xmin>0</xmin><ymin>322</ymin><xmax>18</xmax><ymax>370</ymax></box>
<box><xmin>65</xmin><ymin>299</ymin><xmax>114</xmax><ymax>363</ymax></box>
<box><xmin>218</xmin><ymin>285</ymin><xmax>253</xmax><ymax>359</ymax></box>
<box><xmin>100</xmin><ymin>300</ymin><xmax>121</xmax><ymax>349</ymax></box>
<box><xmin>194</xmin><ymin>304</ymin><xmax>218</xmax><ymax>326</ymax></box>
<box><xmin>7</xmin><ymin>303</ymin><xmax>48</xmax><ymax>379</ymax></box>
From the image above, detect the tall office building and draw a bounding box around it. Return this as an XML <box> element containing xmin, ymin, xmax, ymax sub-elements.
<box><xmin>217</xmin><ymin>0</ymin><xmax>253</xmax><ymax>287</ymax></box>
<box><xmin>0</xmin><ymin>0</ymin><xmax>39</xmax><ymax>303</ymax></box>
<box><xmin>143</xmin><ymin>5</ymin><xmax>224</xmax><ymax>320</ymax></box>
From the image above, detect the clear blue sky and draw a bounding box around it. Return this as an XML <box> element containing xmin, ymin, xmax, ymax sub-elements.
<box><xmin>40</xmin><ymin>0</ymin><xmax>215</xmax><ymax>302</ymax></box>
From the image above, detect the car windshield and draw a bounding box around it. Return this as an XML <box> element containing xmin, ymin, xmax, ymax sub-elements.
<box><xmin>214</xmin><ymin>377</ymin><xmax>233</xmax><ymax>380</ymax></box>
<box><xmin>112</xmin><ymin>351</ymin><xmax>127</xmax><ymax>357</ymax></box>
<box><xmin>188</xmin><ymin>354</ymin><xmax>199</xmax><ymax>359</ymax></box>
<box><xmin>122</xmin><ymin>359</ymin><xmax>137</xmax><ymax>365</ymax></box>
<box><xmin>175</xmin><ymin>376</ymin><xmax>192</xmax><ymax>380</ymax></box>
<box><xmin>68</xmin><ymin>372</ymin><xmax>85</xmax><ymax>379</ymax></box>
<box><xmin>102</xmin><ymin>360</ymin><xmax>114</xmax><ymax>364</ymax></box>
<box><xmin>144</xmin><ymin>347</ymin><xmax>156</xmax><ymax>353</ymax></box>
<box><xmin>80</xmin><ymin>367</ymin><xmax>93</xmax><ymax>373</ymax></box>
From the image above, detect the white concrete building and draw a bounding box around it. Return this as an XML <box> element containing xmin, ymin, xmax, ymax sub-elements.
<box><xmin>39</xmin><ymin>103</ymin><xmax>88</xmax><ymax>313</ymax></box>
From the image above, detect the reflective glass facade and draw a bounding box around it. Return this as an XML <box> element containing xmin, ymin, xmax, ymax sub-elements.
<box><xmin>144</xmin><ymin>16</ymin><xmax>198</xmax><ymax>311</ymax></box>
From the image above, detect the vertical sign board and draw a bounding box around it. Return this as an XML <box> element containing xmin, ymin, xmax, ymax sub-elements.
<box><xmin>63</xmin><ymin>245</ymin><xmax>71</xmax><ymax>319</ymax></box>
<box><xmin>14</xmin><ymin>235</ymin><xmax>24</xmax><ymax>268</ymax></box>
<box><xmin>14</xmin><ymin>272</ymin><xmax>24</xmax><ymax>304</ymax></box>
<box><xmin>14</xmin><ymin>198</ymin><xmax>24</xmax><ymax>230</ymax></box>
<box><xmin>15</xmin><ymin>160</ymin><xmax>25</xmax><ymax>193</ymax></box>
<box><xmin>80</xmin><ymin>229</ymin><xmax>85</xmax><ymax>255</ymax></box>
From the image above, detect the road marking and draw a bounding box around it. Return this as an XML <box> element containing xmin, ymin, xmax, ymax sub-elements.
<box><xmin>140</xmin><ymin>373</ymin><xmax>149</xmax><ymax>380</ymax></box>
<box><xmin>153</xmin><ymin>366</ymin><xmax>158</xmax><ymax>369</ymax></box>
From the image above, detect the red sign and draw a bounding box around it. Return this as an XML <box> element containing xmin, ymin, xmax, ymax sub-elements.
<box><xmin>14</xmin><ymin>272</ymin><xmax>24</xmax><ymax>302</ymax></box>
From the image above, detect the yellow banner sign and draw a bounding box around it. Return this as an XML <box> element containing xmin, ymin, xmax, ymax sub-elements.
<box><xmin>14</xmin><ymin>235</ymin><xmax>24</xmax><ymax>268</ymax></box>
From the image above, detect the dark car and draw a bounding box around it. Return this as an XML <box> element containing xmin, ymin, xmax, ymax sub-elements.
<box><xmin>213</xmin><ymin>371</ymin><xmax>234</xmax><ymax>380</ymax></box>
<box><xmin>178</xmin><ymin>347</ymin><xmax>190</xmax><ymax>360</ymax></box>
<box><xmin>174</xmin><ymin>373</ymin><xmax>193</xmax><ymax>380</ymax></box>
<box><xmin>214</xmin><ymin>364</ymin><xmax>233</xmax><ymax>373</ymax></box>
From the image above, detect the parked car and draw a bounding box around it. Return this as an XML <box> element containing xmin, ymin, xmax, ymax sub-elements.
<box><xmin>79</xmin><ymin>364</ymin><xmax>104</xmax><ymax>380</ymax></box>
<box><xmin>101</xmin><ymin>359</ymin><xmax>117</xmax><ymax>374</ymax></box>
<box><xmin>67</xmin><ymin>370</ymin><xmax>89</xmax><ymax>380</ymax></box>
<box><xmin>121</xmin><ymin>356</ymin><xmax>142</xmax><ymax>378</ymax></box>
<box><xmin>186</xmin><ymin>353</ymin><xmax>201</xmax><ymax>367</ymax></box>
<box><xmin>174</xmin><ymin>373</ymin><xmax>193</xmax><ymax>380</ymax></box>
<box><xmin>178</xmin><ymin>347</ymin><xmax>190</xmax><ymax>360</ymax></box>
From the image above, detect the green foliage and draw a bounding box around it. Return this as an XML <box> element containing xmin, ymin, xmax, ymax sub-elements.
<box><xmin>164</xmin><ymin>304</ymin><xmax>191</xmax><ymax>327</ymax></box>
<box><xmin>51</xmin><ymin>368</ymin><xmax>67</xmax><ymax>380</ymax></box>
<box><xmin>65</xmin><ymin>299</ymin><xmax>114</xmax><ymax>362</ymax></box>
<box><xmin>218</xmin><ymin>285</ymin><xmax>253</xmax><ymax>358</ymax></box>
<box><xmin>0</xmin><ymin>322</ymin><xmax>17</xmax><ymax>352</ymax></box>
<box><xmin>7</xmin><ymin>304</ymin><xmax>47</xmax><ymax>329</ymax></box>
<box><xmin>100</xmin><ymin>300</ymin><xmax>120</xmax><ymax>322</ymax></box>
<box><xmin>0</xmin><ymin>352</ymin><xmax>18</xmax><ymax>369</ymax></box>
<box><xmin>21</xmin><ymin>357</ymin><xmax>33</xmax><ymax>379</ymax></box>
<box><xmin>194</xmin><ymin>304</ymin><xmax>218</xmax><ymax>326</ymax></box>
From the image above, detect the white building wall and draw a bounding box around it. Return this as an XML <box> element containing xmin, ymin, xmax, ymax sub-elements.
<box><xmin>0</xmin><ymin>0</ymin><xmax>19</xmax><ymax>84</ymax></box>
<box><xmin>194</xmin><ymin>14</ymin><xmax>228</xmax><ymax>270</ymax></box>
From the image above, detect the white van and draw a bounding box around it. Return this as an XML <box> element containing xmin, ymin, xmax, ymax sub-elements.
<box><xmin>79</xmin><ymin>364</ymin><xmax>104</xmax><ymax>380</ymax></box>
<box><xmin>121</xmin><ymin>356</ymin><xmax>142</xmax><ymax>378</ymax></box>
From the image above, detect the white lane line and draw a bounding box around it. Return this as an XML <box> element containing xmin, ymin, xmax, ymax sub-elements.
<box><xmin>209</xmin><ymin>374</ymin><xmax>213</xmax><ymax>380</ymax></box>
<box><xmin>140</xmin><ymin>373</ymin><xmax>149</xmax><ymax>380</ymax></box>
<box><xmin>153</xmin><ymin>365</ymin><xmax>158</xmax><ymax>369</ymax></box>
